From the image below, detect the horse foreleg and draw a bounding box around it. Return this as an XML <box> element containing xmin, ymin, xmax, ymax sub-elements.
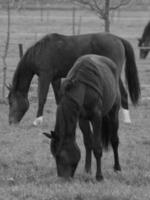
<box><xmin>79</xmin><ymin>118</ymin><xmax>93</xmax><ymax>174</ymax></box>
<box><xmin>119</xmin><ymin>79</ymin><xmax>131</xmax><ymax>123</ymax></box>
<box><xmin>51</xmin><ymin>79</ymin><xmax>61</xmax><ymax>104</ymax></box>
<box><xmin>91</xmin><ymin>111</ymin><xmax>103</xmax><ymax>181</ymax></box>
<box><xmin>33</xmin><ymin>73</ymin><xmax>51</xmax><ymax>126</ymax></box>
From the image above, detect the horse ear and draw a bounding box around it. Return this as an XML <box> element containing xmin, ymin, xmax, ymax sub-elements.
<box><xmin>51</xmin><ymin>130</ymin><xmax>56</xmax><ymax>138</ymax></box>
<box><xmin>42</xmin><ymin>131</ymin><xmax>57</xmax><ymax>140</ymax></box>
<box><xmin>63</xmin><ymin>79</ymin><xmax>76</xmax><ymax>91</ymax></box>
<box><xmin>42</xmin><ymin>132</ymin><xmax>53</xmax><ymax>139</ymax></box>
<box><xmin>5</xmin><ymin>83</ymin><xmax>12</xmax><ymax>91</ymax></box>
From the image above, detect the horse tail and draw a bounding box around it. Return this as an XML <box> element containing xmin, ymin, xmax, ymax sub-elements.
<box><xmin>101</xmin><ymin>116</ymin><xmax>111</xmax><ymax>150</ymax></box>
<box><xmin>120</xmin><ymin>38</ymin><xmax>141</xmax><ymax>105</ymax></box>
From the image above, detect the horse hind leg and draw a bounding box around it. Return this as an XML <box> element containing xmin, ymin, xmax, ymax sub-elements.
<box><xmin>109</xmin><ymin>104</ymin><xmax>121</xmax><ymax>172</ymax></box>
<box><xmin>91</xmin><ymin>111</ymin><xmax>103</xmax><ymax>181</ymax></box>
<box><xmin>79</xmin><ymin>118</ymin><xmax>93</xmax><ymax>175</ymax></box>
<box><xmin>119</xmin><ymin>78</ymin><xmax>131</xmax><ymax>123</ymax></box>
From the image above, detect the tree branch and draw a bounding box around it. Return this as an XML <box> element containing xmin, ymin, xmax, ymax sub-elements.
<box><xmin>72</xmin><ymin>0</ymin><xmax>105</xmax><ymax>18</ymax></box>
<box><xmin>2</xmin><ymin>0</ymin><xmax>11</xmax><ymax>99</ymax></box>
<box><xmin>110</xmin><ymin>0</ymin><xmax>131</xmax><ymax>10</ymax></box>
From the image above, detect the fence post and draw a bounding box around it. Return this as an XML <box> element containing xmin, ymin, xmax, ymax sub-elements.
<box><xmin>18</xmin><ymin>43</ymin><xmax>23</xmax><ymax>58</ymax></box>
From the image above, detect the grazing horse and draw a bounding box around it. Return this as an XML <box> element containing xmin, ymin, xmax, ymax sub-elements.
<box><xmin>8</xmin><ymin>32</ymin><xmax>140</xmax><ymax>125</ymax></box>
<box><xmin>43</xmin><ymin>55</ymin><xmax>121</xmax><ymax>181</ymax></box>
<box><xmin>138</xmin><ymin>21</ymin><xmax>150</xmax><ymax>59</ymax></box>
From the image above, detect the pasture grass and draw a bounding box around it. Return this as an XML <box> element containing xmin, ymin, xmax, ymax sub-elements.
<box><xmin>0</xmin><ymin>97</ymin><xmax>150</xmax><ymax>199</ymax></box>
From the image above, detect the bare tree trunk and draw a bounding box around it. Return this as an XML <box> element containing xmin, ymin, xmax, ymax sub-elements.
<box><xmin>72</xmin><ymin>0</ymin><xmax>131</xmax><ymax>33</ymax></box>
<box><xmin>18</xmin><ymin>43</ymin><xmax>23</xmax><ymax>58</ymax></box>
<box><xmin>40</xmin><ymin>1</ymin><xmax>44</xmax><ymax>22</ymax></box>
<box><xmin>2</xmin><ymin>0</ymin><xmax>10</xmax><ymax>99</ymax></box>
<box><xmin>77</xmin><ymin>15</ymin><xmax>82</xmax><ymax>35</ymax></box>
<box><xmin>72</xmin><ymin>6</ymin><xmax>76</xmax><ymax>35</ymax></box>
<box><xmin>104</xmin><ymin>0</ymin><xmax>110</xmax><ymax>32</ymax></box>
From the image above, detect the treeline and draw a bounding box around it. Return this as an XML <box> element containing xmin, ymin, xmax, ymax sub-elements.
<box><xmin>0</xmin><ymin>0</ymin><xmax>150</xmax><ymax>10</ymax></box>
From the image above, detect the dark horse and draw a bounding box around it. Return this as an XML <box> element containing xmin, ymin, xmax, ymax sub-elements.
<box><xmin>8</xmin><ymin>33</ymin><xmax>140</xmax><ymax>125</ymax></box>
<box><xmin>43</xmin><ymin>55</ymin><xmax>121</xmax><ymax>181</ymax></box>
<box><xmin>138</xmin><ymin>21</ymin><xmax>150</xmax><ymax>59</ymax></box>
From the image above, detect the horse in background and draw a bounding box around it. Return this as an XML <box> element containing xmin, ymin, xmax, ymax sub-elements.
<box><xmin>7</xmin><ymin>32</ymin><xmax>140</xmax><ymax>125</ymax></box>
<box><xmin>138</xmin><ymin>21</ymin><xmax>150</xmax><ymax>59</ymax></box>
<box><xmin>43</xmin><ymin>55</ymin><xmax>121</xmax><ymax>181</ymax></box>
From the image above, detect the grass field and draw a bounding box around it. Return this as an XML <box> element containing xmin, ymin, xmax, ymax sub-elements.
<box><xmin>0</xmin><ymin>7</ymin><xmax>150</xmax><ymax>200</ymax></box>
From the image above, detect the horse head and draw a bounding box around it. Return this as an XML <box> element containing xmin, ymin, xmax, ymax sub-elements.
<box><xmin>42</xmin><ymin>131</ymin><xmax>81</xmax><ymax>179</ymax></box>
<box><xmin>7</xmin><ymin>86</ymin><xmax>29</xmax><ymax>125</ymax></box>
<box><xmin>138</xmin><ymin>37</ymin><xmax>150</xmax><ymax>59</ymax></box>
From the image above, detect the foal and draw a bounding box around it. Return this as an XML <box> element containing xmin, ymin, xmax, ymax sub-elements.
<box><xmin>43</xmin><ymin>55</ymin><xmax>121</xmax><ymax>181</ymax></box>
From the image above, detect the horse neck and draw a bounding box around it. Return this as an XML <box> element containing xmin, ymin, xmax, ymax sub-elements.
<box><xmin>60</xmin><ymin>96</ymin><xmax>80</xmax><ymax>139</ymax></box>
<box><xmin>12</xmin><ymin>59</ymin><xmax>34</xmax><ymax>96</ymax></box>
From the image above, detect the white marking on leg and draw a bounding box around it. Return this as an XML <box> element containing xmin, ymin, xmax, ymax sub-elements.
<box><xmin>33</xmin><ymin>116</ymin><xmax>43</xmax><ymax>126</ymax></box>
<box><xmin>122</xmin><ymin>109</ymin><xmax>131</xmax><ymax>123</ymax></box>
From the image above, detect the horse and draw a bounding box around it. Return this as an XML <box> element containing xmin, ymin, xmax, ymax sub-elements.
<box><xmin>138</xmin><ymin>21</ymin><xmax>150</xmax><ymax>59</ymax></box>
<box><xmin>42</xmin><ymin>55</ymin><xmax>122</xmax><ymax>181</ymax></box>
<box><xmin>7</xmin><ymin>32</ymin><xmax>140</xmax><ymax>125</ymax></box>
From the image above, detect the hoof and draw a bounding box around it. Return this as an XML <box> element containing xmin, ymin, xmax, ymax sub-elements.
<box><xmin>82</xmin><ymin>171</ymin><xmax>92</xmax><ymax>182</ymax></box>
<box><xmin>114</xmin><ymin>165</ymin><xmax>121</xmax><ymax>172</ymax></box>
<box><xmin>84</xmin><ymin>168</ymin><xmax>92</xmax><ymax>175</ymax></box>
<box><xmin>33</xmin><ymin>116</ymin><xmax>43</xmax><ymax>126</ymax></box>
<box><xmin>96</xmin><ymin>174</ymin><xmax>104</xmax><ymax>182</ymax></box>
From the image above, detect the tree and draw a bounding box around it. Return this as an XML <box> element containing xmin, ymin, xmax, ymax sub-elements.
<box><xmin>72</xmin><ymin>0</ymin><xmax>132</xmax><ymax>32</ymax></box>
<box><xmin>2</xmin><ymin>0</ymin><xmax>11</xmax><ymax>100</ymax></box>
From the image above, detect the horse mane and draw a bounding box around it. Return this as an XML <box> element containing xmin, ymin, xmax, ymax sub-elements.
<box><xmin>55</xmin><ymin>96</ymin><xmax>79</xmax><ymax>140</ymax></box>
<box><xmin>25</xmin><ymin>33</ymin><xmax>65</xmax><ymax>60</ymax></box>
<box><xmin>25</xmin><ymin>34</ymin><xmax>52</xmax><ymax>60</ymax></box>
<box><xmin>11</xmin><ymin>34</ymin><xmax>55</xmax><ymax>91</ymax></box>
<box><xmin>142</xmin><ymin>21</ymin><xmax>150</xmax><ymax>39</ymax></box>
<box><xmin>11</xmin><ymin>56</ymin><xmax>28</xmax><ymax>91</ymax></box>
<box><xmin>11</xmin><ymin>33</ymin><xmax>65</xmax><ymax>92</ymax></box>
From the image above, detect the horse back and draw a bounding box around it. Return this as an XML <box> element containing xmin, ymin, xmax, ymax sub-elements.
<box><xmin>66</xmin><ymin>55</ymin><xmax>120</xmax><ymax>116</ymax></box>
<box><xmin>43</xmin><ymin>33</ymin><xmax>125</xmax><ymax>78</ymax></box>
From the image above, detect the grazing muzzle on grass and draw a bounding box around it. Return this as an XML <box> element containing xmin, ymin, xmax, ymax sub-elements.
<box><xmin>43</xmin><ymin>132</ymin><xmax>81</xmax><ymax>179</ymax></box>
<box><xmin>8</xmin><ymin>91</ymin><xmax>29</xmax><ymax>125</ymax></box>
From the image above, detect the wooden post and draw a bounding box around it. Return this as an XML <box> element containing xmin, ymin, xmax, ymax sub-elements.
<box><xmin>18</xmin><ymin>43</ymin><xmax>23</xmax><ymax>58</ymax></box>
<box><xmin>104</xmin><ymin>0</ymin><xmax>110</xmax><ymax>32</ymax></box>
